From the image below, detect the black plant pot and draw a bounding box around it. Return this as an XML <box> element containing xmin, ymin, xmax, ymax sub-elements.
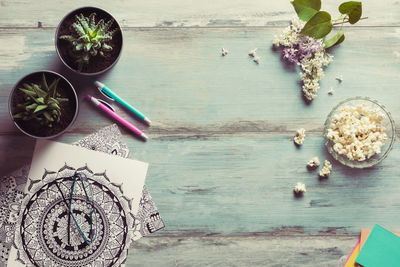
<box><xmin>55</xmin><ymin>6</ymin><xmax>123</xmax><ymax>75</ymax></box>
<box><xmin>9</xmin><ymin>70</ymin><xmax>79</xmax><ymax>138</ymax></box>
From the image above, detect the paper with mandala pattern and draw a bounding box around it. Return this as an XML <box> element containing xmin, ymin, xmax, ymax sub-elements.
<box><xmin>0</xmin><ymin>124</ymin><xmax>164</xmax><ymax>267</ymax></box>
<box><xmin>14</xmin><ymin>164</ymin><xmax>135</xmax><ymax>266</ymax></box>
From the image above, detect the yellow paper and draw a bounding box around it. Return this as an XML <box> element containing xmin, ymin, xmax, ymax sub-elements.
<box><xmin>344</xmin><ymin>238</ymin><xmax>360</xmax><ymax>267</ymax></box>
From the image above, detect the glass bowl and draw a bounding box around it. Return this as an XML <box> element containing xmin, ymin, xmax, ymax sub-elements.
<box><xmin>323</xmin><ymin>97</ymin><xmax>396</xmax><ymax>168</ymax></box>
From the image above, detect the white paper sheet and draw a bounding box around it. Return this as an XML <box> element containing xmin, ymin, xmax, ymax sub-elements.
<box><xmin>30</xmin><ymin>139</ymin><xmax>148</xmax><ymax>214</ymax></box>
<box><xmin>8</xmin><ymin>139</ymin><xmax>148</xmax><ymax>266</ymax></box>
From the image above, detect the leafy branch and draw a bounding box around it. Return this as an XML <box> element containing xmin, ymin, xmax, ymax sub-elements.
<box><xmin>291</xmin><ymin>0</ymin><xmax>364</xmax><ymax>48</ymax></box>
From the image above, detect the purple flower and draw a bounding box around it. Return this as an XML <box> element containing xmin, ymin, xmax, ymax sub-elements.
<box><xmin>283</xmin><ymin>47</ymin><xmax>300</xmax><ymax>64</ymax></box>
<box><xmin>298</xmin><ymin>36</ymin><xmax>322</xmax><ymax>60</ymax></box>
<box><xmin>281</xmin><ymin>35</ymin><xmax>323</xmax><ymax>65</ymax></box>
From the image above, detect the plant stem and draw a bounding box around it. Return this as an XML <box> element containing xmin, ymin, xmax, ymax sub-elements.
<box><xmin>331</xmin><ymin>15</ymin><xmax>345</xmax><ymax>22</ymax></box>
<box><xmin>333</xmin><ymin>17</ymin><xmax>368</xmax><ymax>26</ymax></box>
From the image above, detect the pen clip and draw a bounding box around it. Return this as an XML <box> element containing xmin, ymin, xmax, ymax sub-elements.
<box><xmin>97</xmin><ymin>99</ymin><xmax>116</xmax><ymax>112</ymax></box>
<box><xmin>97</xmin><ymin>86</ymin><xmax>115</xmax><ymax>102</ymax></box>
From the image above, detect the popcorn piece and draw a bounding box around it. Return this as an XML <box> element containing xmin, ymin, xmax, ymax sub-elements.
<box><xmin>294</xmin><ymin>128</ymin><xmax>306</xmax><ymax>145</ymax></box>
<box><xmin>253</xmin><ymin>56</ymin><xmax>260</xmax><ymax>64</ymax></box>
<box><xmin>307</xmin><ymin>157</ymin><xmax>320</xmax><ymax>169</ymax></box>
<box><xmin>248</xmin><ymin>48</ymin><xmax>257</xmax><ymax>57</ymax></box>
<box><xmin>293</xmin><ymin>182</ymin><xmax>306</xmax><ymax>194</ymax></box>
<box><xmin>319</xmin><ymin>160</ymin><xmax>332</xmax><ymax>178</ymax></box>
<box><xmin>222</xmin><ymin>48</ymin><xmax>228</xmax><ymax>56</ymax></box>
<box><xmin>336</xmin><ymin>75</ymin><xmax>343</xmax><ymax>83</ymax></box>
<box><xmin>326</xmin><ymin>104</ymin><xmax>387</xmax><ymax>161</ymax></box>
<box><xmin>328</xmin><ymin>88</ymin><xmax>334</xmax><ymax>95</ymax></box>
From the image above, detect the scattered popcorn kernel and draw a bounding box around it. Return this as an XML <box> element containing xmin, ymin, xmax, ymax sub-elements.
<box><xmin>294</xmin><ymin>128</ymin><xmax>306</xmax><ymax>145</ymax></box>
<box><xmin>307</xmin><ymin>157</ymin><xmax>320</xmax><ymax>169</ymax></box>
<box><xmin>248</xmin><ymin>48</ymin><xmax>257</xmax><ymax>57</ymax></box>
<box><xmin>293</xmin><ymin>182</ymin><xmax>306</xmax><ymax>194</ymax></box>
<box><xmin>253</xmin><ymin>56</ymin><xmax>260</xmax><ymax>64</ymax></box>
<box><xmin>336</xmin><ymin>75</ymin><xmax>343</xmax><ymax>83</ymax></box>
<box><xmin>328</xmin><ymin>88</ymin><xmax>334</xmax><ymax>95</ymax></box>
<box><xmin>319</xmin><ymin>160</ymin><xmax>332</xmax><ymax>178</ymax></box>
<box><xmin>222</xmin><ymin>48</ymin><xmax>228</xmax><ymax>56</ymax></box>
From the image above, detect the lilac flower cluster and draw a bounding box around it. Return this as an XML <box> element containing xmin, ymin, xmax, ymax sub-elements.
<box><xmin>273</xmin><ymin>18</ymin><xmax>333</xmax><ymax>101</ymax></box>
<box><xmin>282</xmin><ymin>36</ymin><xmax>323</xmax><ymax>65</ymax></box>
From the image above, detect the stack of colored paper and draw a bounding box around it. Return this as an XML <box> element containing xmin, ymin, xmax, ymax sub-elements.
<box><xmin>343</xmin><ymin>224</ymin><xmax>400</xmax><ymax>267</ymax></box>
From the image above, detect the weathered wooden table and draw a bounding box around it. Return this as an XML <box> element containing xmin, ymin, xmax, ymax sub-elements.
<box><xmin>1</xmin><ymin>0</ymin><xmax>399</xmax><ymax>265</ymax></box>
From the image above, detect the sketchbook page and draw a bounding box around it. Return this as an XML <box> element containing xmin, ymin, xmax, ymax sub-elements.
<box><xmin>8</xmin><ymin>139</ymin><xmax>148</xmax><ymax>266</ymax></box>
<box><xmin>30</xmin><ymin>139</ymin><xmax>148</xmax><ymax>214</ymax></box>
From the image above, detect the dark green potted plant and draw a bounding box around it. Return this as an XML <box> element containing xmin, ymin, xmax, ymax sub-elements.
<box><xmin>55</xmin><ymin>7</ymin><xmax>123</xmax><ymax>75</ymax></box>
<box><xmin>9</xmin><ymin>71</ymin><xmax>78</xmax><ymax>138</ymax></box>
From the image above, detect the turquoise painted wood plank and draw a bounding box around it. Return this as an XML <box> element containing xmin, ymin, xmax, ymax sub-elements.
<box><xmin>0</xmin><ymin>28</ymin><xmax>399</xmax><ymax>136</ymax></box>
<box><xmin>126</xmin><ymin>235</ymin><xmax>357</xmax><ymax>266</ymax></box>
<box><xmin>0</xmin><ymin>0</ymin><xmax>398</xmax><ymax>27</ymax></box>
<box><xmin>2</xmin><ymin>134</ymin><xmax>400</xmax><ymax>235</ymax></box>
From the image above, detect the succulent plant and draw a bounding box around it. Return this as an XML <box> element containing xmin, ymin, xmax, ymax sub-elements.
<box><xmin>59</xmin><ymin>13</ymin><xmax>119</xmax><ymax>71</ymax></box>
<box><xmin>13</xmin><ymin>74</ymin><xmax>69</xmax><ymax>127</ymax></box>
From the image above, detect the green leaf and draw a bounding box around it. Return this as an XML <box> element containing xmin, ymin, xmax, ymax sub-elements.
<box><xmin>90</xmin><ymin>49</ymin><xmax>98</xmax><ymax>56</ymax></box>
<box><xmin>84</xmin><ymin>43</ymin><xmax>92</xmax><ymax>52</ymax></box>
<box><xmin>49</xmin><ymin>102</ymin><xmax>61</xmax><ymax>110</ymax></box>
<box><xmin>25</xmin><ymin>103</ymin><xmax>38</xmax><ymax>110</ymax></box>
<box><xmin>82</xmin><ymin>52</ymin><xmax>90</xmax><ymax>63</ymax></box>
<box><xmin>19</xmin><ymin>88</ymin><xmax>37</xmax><ymax>97</ymax></box>
<box><xmin>23</xmin><ymin>83</ymin><xmax>33</xmax><ymax>90</ymax></box>
<box><xmin>291</xmin><ymin>0</ymin><xmax>321</xmax><ymax>21</ymax></box>
<box><xmin>59</xmin><ymin>35</ymin><xmax>76</xmax><ymax>42</ymax></box>
<box><xmin>13</xmin><ymin>112</ymin><xmax>25</xmax><ymax>119</ymax></box>
<box><xmin>89</xmin><ymin>13</ymin><xmax>96</xmax><ymax>29</ymax></box>
<box><xmin>48</xmin><ymin>78</ymin><xmax>59</xmax><ymax>98</ymax></box>
<box><xmin>48</xmin><ymin>97</ymin><xmax>59</xmax><ymax>104</ymax></box>
<box><xmin>75</xmin><ymin>14</ymin><xmax>90</xmax><ymax>34</ymax></box>
<box><xmin>102</xmin><ymin>43</ymin><xmax>112</xmax><ymax>51</ymax></box>
<box><xmin>339</xmin><ymin>1</ymin><xmax>362</xmax><ymax>24</ymax></box>
<box><xmin>35</xmin><ymin>97</ymin><xmax>45</xmax><ymax>104</ymax></box>
<box><xmin>42</xmin><ymin>73</ymin><xmax>48</xmax><ymax>91</ymax></box>
<box><xmin>109</xmin><ymin>28</ymin><xmax>119</xmax><ymax>36</ymax></box>
<box><xmin>43</xmin><ymin>111</ymin><xmax>54</xmax><ymax>122</ymax></box>
<box><xmin>32</xmin><ymin>84</ymin><xmax>47</xmax><ymax>97</ymax></box>
<box><xmin>104</xmin><ymin>18</ymin><xmax>114</xmax><ymax>32</ymax></box>
<box><xmin>75</xmin><ymin>43</ymin><xmax>83</xmax><ymax>51</ymax></box>
<box><xmin>72</xmin><ymin>22</ymin><xmax>85</xmax><ymax>36</ymax></box>
<box><xmin>300</xmin><ymin>11</ymin><xmax>332</xmax><ymax>39</ymax></box>
<box><xmin>33</xmin><ymin>104</ymin><xmax>48</xmax><ymax>113</ymax></box>
<box><xmin>324</xmin><ymin>31</ymin><xmax>345</xmax><ymax>48</ymax></box>
<box><xmin>94</xmin><ymin>19</ymin><xmax>105</xmax><ymax>33</ymax></box>
<box><xmin>57</xmin><ymin>98</ymin><xmax>69</xmax><ymax>103</ymax></box>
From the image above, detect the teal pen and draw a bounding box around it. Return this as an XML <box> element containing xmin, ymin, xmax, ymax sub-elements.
<box><xmin>94</xmin><ymin>81</ymin><xmax>151</xmax><ymax>125</ymax></box>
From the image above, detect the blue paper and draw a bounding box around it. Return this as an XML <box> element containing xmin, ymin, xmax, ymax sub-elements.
<box><xmin>356</xmin><ymin>224</ymin><xmax>400</xmax><ymax>267</ymax></box>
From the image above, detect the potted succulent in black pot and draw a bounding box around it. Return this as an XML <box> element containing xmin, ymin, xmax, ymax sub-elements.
<box><xmin>55</xmin><ymin>7</ymin><xmax>123</xmax><ymax>75</ymax></box>
<box><xmin>9</xmin><ymin>71</ymin><xmax>78</xmax><ymax>138</ymax></box>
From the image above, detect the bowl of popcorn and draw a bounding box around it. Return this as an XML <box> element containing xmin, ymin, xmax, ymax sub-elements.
<box><xmin>324</xmin><ymin>97</ymin><xmax>395</xmax><ymax>168</ymax></box>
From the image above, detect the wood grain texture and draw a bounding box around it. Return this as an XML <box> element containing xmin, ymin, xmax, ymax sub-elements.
<box><xmin>127</xmin><ymin>235</ymin><xmax>357</xmax><ymax>266</ymax></box>
<box><xmin>2</xmin><ymin>134</ymin><xmax>400</xmax><ymax>236</ymax></box>
<box><xmin>1</xmin><ymin>1</ymin><xmax>400</xmax><ymax>265</ymax></box>
<box><xmin>1</xmin><ymin>25</ymin><xmax>400</xmax><ymax>235</ymax></box>
<box><xmin>0</xmin><ymin>28</ymin><xmax>399</xmax><ymax>134</ymax></box>
<box><xmin>0</xmin><ymin>0</ymin><xmax>399</xmax><ymax>27</ymax></box>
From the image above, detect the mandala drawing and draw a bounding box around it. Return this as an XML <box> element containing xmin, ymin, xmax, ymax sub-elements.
<box><xmin>0</xmin><ymin>168</ymin><xmax>27</xmax><ymax>266</ymax></box>
<box><xmin>1</xmin><ymin>124</ymin><xmax>164</xmax><ymax>266</ymax></box>
<box><xmin>14</xmin><ymin>164</ymin><xmax>135</xmax><ymax>267</ymax></box>
<box><xmin>75</xmin><ymin>124</ymin><xmax>130</xmax><ymax>158</ymax></box>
